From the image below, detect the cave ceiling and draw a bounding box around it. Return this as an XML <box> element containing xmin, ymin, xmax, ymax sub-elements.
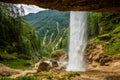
<box><xmin>0</xmin><ymin>0</ymin><xmax>120</xmax><ymax>12</ymax></box>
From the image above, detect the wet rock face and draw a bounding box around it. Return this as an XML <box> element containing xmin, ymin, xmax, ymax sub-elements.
<box><xmin>104</xmin><ymin>74</ymin><xmax>120</xmax><ymax>80</ymax></box>
<box><xmin>85</xmin><ymin>44</ymin><xmax>112</xmax><ymax>66</ymax></box>
<box><xmin>1</xmin><ymin>0</ymin><xmax>120</xmax><ymax>12</ymax></box>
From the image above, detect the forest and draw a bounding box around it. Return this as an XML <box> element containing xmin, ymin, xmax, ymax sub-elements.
<box><xmin>0</xmin><ymin>2</ymin><xmax>69</xmax><ymax>70</ymax></box>
<box><xmin>0</xmin><ymin>2</ymin><xmax>120</xmax><ymax>80</ymax></box>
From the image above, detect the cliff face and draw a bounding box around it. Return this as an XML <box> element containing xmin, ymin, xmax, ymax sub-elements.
<box><xmin>1</xmin><ymin>0</ymin><xmax>120</xmax><ymax>12</ymax></box>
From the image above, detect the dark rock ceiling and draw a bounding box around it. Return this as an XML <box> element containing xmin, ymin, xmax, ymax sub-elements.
<box><xmin>0</xmin><ymin>0</ymin><xmax>120</xmax><ymax>12</ymax></box>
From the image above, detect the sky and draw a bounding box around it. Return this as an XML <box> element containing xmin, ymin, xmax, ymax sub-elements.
<box><xmin>16</xmin><ymin>4</ymin><xmax>47</xmax><ymax>15</ymax></box>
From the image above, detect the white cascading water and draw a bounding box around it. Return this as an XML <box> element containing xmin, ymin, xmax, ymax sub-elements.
<box><xmin>66</xmin><ymin>11</ymin><xmax>87</xmax><ymax>71</ymax></box>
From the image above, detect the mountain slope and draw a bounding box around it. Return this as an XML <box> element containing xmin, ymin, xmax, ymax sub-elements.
<box><xmin>25</xmin><ymin>10</ymin><xmax>70</xmax><ymax>41</ymax></box>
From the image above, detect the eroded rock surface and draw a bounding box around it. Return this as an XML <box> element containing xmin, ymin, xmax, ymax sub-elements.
<box><xmin>1</xmin><ymin>0</ymin><xmax>120</xmax><ymax>12</ymax></box>
<box><xmin>86</xmin><ymin>43</ymin><xmax>120</xmax><ymax>73</ymax></box>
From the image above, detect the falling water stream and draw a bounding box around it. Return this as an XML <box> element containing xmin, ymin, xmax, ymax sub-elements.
<box><xmin>66</xmin><ymin>11</ymin><xmax>87</xmax><ymax>71</ymax></box>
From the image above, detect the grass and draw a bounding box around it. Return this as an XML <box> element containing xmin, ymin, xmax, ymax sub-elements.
<box><xmin>0</xmin><ymin>76</ymin><xmax>36</xmax><ymax>80</ymax></box>
<box><xmin>112</xmin><ymin>25</ymin><xmax>120</xmax><ymax>34</ymax></box>
<box><xmin>88</xmin><ymin>27</ymin><xmax>120</xmax><ymax>57</ymax></box>
<box><xmin>62</xmin><ymin>72</ymin><xmax>81</xmax><ymax>79</ymax></box>
<box><xmin>0</xmin><ymin>52</ymin><xmax>17</xmax><ymax>60</ymax></box>
<box><xmin>0</xmin><ymin>59</ymin><xmax>32</xmax><ymax>70</ymax></box>
<box><xmin>33</xmin><ymin>72</ymin><xmax>81</xmax><ymax>80</ymax></box>
<box><xmin>105</xmin><ymin>39</ymin><xmax>120</xmax><ymax>55</ymax></box>
<box><xmin>0</xmin><ymin>69</ymin><xmax>81</xmax><ymax>80</ymax></box>
<box><xmin>95</xmin><ymin>37</ymin><xmax>120</xmax><ymax>56</ymax></box>
<box><xmin>16</xmin><ymin>76</ymin><xmax>36</xmax><ymax>80</ymax></box>
<box><xmin>33</xmin><ymin>73</ymin><xmax>54</xmax><ymax>80</ymax></box>
<box><xmin>0</xmin><ymin>51</ymin><xmax>33</xmax><ymax>70</ymax></box>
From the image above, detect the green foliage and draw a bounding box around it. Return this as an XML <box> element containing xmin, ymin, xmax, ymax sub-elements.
<box><xmin>0</xmin><ymin>2</ymin><xmax>41</xmax><ymax>67</ymax></box>
<box><xmin>38</xmin><ymin>27</ymin><xmax>69</xmax><ymax>58</ymax></box>
<box><xmin>25</xmin><ymin>10</ymin><xmax>69</xmax><ymax>43</ymax></box>
<box><xmin>112</xmin><ymin>25</ymin><xmax>120</xmax><ymax>34</ymax></box>
<box><xmin>0</xmin><ymin>59</ymin><xmax>32</xmax><ymax>69</ymax></box>
<box><xmin>51</xmin><ymin>50</ymin><xmax>63</xmax><ymax>55</ymax></box>
<box><xmin>51</xmin><ymin>49</ymin><xmax>66</xmax><ymax>58</ymax></box>
<box><xmin>33</xmin><ymin>72</ymin><xmax>81</xmax><ymax>80</ymax></box>
<box><xmin>0</xmin><ymin>2</ymin><xmax>69</xmax><ymax>70</ymax></box>
<box><xmin>25</xmin><ymin>10</ymin><xmax>69</xmax><ymax>59</ymax></box>
<box><xmin>88</xmin><ymin>12</ymin><xmax>120</xmax><ymax>37</ymax></box>
<box><xmin>0</xmin><ymin>77</ymin><xmax>13</xmax><ymax>80</ymax></box>
<box><xmin>40</xmin><ymin>45</ymin><xmax>52</xmax><ymax>58</ymax></box>
<box><xmin>88</xmin><ymin>12</ymin><xmax>120</xmax><ymax>56</ymax></box>
<box><xmin>87</xmin><ymin>12</ymin><xmax>102</xmax><ymax>37</ymax></box>
<box><xmin>33</xmin><ymin>73</ymin><xmax>54</xmax><ymax>80</ymax></box>
<box><xmin>0</xmin><ymin>76</ymin><xmax>36</xmax><ymax>80</ymax></box>
<box><xmin>98</xmin><ymin>33</ymin><xmax>111</xmax><ymax>41</ymax></box>
<box><xmin>0</xmin><ymin>3</ymin><xmax>23</xmax><ymax>54</ymax></box>
<box><xmin>44</xmin><ymin>74</ymin><xmax>54</xmax><ymax>80</ymax></box>
<box><xmin>16</xmin><ymin>76</ymin><xmax>36</xmax><ymax>80</ymax></box>
<box><xmin>106</xmin><ymin>43</ymin><xmax>120</xmax><ymax>55</ymax></box>
<box><xmin>63</xmin><ymin>72</ymin><xmax>81</xmax><ymax>79</ymax></box>
<box><xmin>0</xmin><ymin>52</ymin><xmax>17</xmax><ymax>60</ymax></box>
<box><xmin>105</xmin><ymin>25</ymin><xmax>120</xmax><ymax>55</ymax></box>
<box><xmin>102</xmin><ymin>13</ymin><xmax>120</xmax><ymax>32</ymax></box>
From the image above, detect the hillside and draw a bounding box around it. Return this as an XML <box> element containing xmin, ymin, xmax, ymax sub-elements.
<box><xmin>25</xmin><ymin>10</ymin><xmax>70</xmax><ymax>41</ymax></box>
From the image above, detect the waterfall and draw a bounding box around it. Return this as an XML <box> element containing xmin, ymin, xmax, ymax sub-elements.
<box><xmin>66</xmin><ymin>11</ymin><xmax>87</xmax><ymax>71</ymax></box>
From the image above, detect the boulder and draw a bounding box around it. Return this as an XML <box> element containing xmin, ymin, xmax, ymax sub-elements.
<box><xmin>37</xmin><ymin>62</ymin><xmax>51</xmax><ymax>72</ymax></box>
<box><xmin>37</xmin><ymin>50</ymin><xmax>68</xmax><ymax>72</ymax></box>
<box><xmin>37</xmin><ymin>58</ymin><xmax>67</xmax><ymax>72</ymax></box>
<box><xmin>51</xmin><ymin>60</ymin><xmax>58</xmax><ymax>67</ymax></box>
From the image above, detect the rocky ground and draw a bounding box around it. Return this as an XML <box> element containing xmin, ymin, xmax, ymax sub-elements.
<box><xmin>0</xmin><ymin>45</ymin><xmax>120</xmax><ymax>80</ymax></box>
<box><xmin>0</xmin><ymin>60</ymin><xmax>120</xmax><ymax>80</ymax></box>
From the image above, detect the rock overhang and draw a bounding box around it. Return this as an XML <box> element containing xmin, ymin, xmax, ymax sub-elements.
<box><xmin>0</xmin><ymin>0</ymin><xmax>120</xmax><ymax>13</ymax></box>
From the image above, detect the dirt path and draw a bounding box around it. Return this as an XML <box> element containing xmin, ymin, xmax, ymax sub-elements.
<box><xmin>9</xmin><ymin>70</ymin><xmax>37</xmax><ymax>78</ymax></box>
<box><xmin>9</xmin><ymin>62</ymin><xmax>40</xmax><ymax>78</ymax></box>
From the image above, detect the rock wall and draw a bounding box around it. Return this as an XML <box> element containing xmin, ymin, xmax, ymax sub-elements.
<box><xmin>1</xmin><ymin>0</ymin><xmax>120</xmax><ymax>12</ymax></box>
<box><xmin>85</xmin><ymin>43</ymin><xmax>112</xmax><ymax>66</ymax></box>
